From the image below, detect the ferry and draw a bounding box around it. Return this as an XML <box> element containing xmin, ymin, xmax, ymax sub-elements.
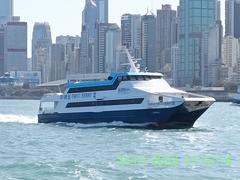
<box><xmin>38</xmin><ymin>54</ymin><xmax>215</xmax><ymax>129</ymax></box>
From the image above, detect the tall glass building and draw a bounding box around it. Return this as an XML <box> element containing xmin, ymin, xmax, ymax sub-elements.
<box><xmin>96</xmin><ymin>0</ymin><xmax>108</xmax><ymax>23</ymax></box>
<box><xmin>225</xmin><ymin>0</ymin><xmax>240</xmax><ymax>38</ymax></box>
<box><xmin>141</xmin><ymin>12</ymin><xmax>156</xmax><ymax>72</ymax></box>
<box><xmin>121</xmin><ymin>14</ymin><xmax>141</xmax><ymax>58</ymax></box>
<box><xmin>0</xmin><ymin>0</ymin><xmax>13</xmax><ymax>24</ymax></box>
<box><xmin>178</xmin><ymin>0</ymin><xmax>216</xmax><ymax>86</ymax></box>
<box><xmin>32</xmin><ymin>22</ymin><xmax>52</xmax><ymax>82</ymax></box>
<box><xmin>4</xmin><ymin>22</ymin><xmax>28</xmax><ymax>72</ymax></box>
<box><xmin>0</xmin><ymin>27</ymin><xmax>4</xmax><ymax>75</ymax></box>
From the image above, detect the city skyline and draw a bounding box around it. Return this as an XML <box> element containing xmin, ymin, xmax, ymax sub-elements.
<box><xmin>0</xmin><ymin>0</ymin><xmax>239</xmax><ymax>87</ymax></box>
<box><xmin>13</xmin><ymin>0</ymin><xmax>226</xmax><ymax>58</ymax></box>
<box><xmin>13</xmin><ymin>0</ymin><xmax>180</xmax><ymax>57</ymax></box>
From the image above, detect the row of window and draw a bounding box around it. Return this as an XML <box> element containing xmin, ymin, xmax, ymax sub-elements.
<box><xmin>118</xmin><ymin>75</ymin><xmax>162</xmax><ymax>82</ymax></box>
<box><xmin>68</xmin><ymin>75</ymin><xmax>162</xmax><ymax>94</ymax></box>
<box><xmin>66</xmin><ymin>98</ymin><xmax>144</xmax><ymax>108</ymax></box>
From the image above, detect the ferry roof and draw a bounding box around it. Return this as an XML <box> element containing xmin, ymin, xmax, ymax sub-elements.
<box><xmin>67</xmin><ymin>72</ymin><xmax>164</xmax><ymax>89</ymax></box>
<box><xmin>110</xmin><ymin>72</ymin><xmax>163</xmax><ymax>77</ymax></box>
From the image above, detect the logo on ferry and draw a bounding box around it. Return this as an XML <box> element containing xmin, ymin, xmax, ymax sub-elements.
<box><xmin>118</xmin><ymin>88</ymin><xmax>131</xmax><ymax>94</ymax></box>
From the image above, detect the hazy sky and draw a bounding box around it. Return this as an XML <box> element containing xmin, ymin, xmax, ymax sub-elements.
<box><xmin>14</xmin><ymin>0</ymin><xmax>224</xmax><ymax>57</ymax></box>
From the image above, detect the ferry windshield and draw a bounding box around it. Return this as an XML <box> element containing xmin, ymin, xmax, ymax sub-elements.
<box><xmin>108</xmin><ymin>76</ymin><xmax>113</xmax><ymax>80</ymax></box>
<box><xmin>119</xmin><ymin>75</ymin><xmax>162</xmax><ymax>81</ymax></box>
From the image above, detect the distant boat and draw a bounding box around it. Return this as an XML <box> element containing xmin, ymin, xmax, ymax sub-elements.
<box><xmin>38</xmin><ymin>51</ymin><xmax>215</xmax><ymax>129</ymax></box>
<box><xmin>232</xmin><ymin>85</ymin><xmax>240</xmax><ymax>105</ymax></box>
<box><xmin>232</xmin><ymin>93</ymin><xmax>240</xmax><ymax>104</ymax></box>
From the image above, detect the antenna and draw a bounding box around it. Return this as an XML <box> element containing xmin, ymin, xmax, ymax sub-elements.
<box><xmin>151</xmin><ymin>0</ymin><xmax>154</xmax><ymax>13</ymax></box>
<box><xmin>124</xmin><ymin>48</ymin><xmax>140</xmax><ymax>73</ymax></box>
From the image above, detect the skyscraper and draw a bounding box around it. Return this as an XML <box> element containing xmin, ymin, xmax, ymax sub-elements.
<box><xmin>0</xmin><ymin>27</ymin><xmax>4</xmax><ymax>75</ymax></box>
<box><xmin>202</xmin><ymin>20</ymin><xmax>223</xmax><ymax>86</ymax></box>
<box><xmin>156</xmin><ymin>4</ymin><xmax>177</xmax><ymax>72</ymax></box>
<box><xmin>4</xmin><ymin>21</ymin><xmax>27</xmax><ymax>72</ymax></box>
<box><xmin>105</xmin><ymin>24</ymin><xmax>121</xmax><ymax>73</ymax></box>
<box><xmin>141</xmin><ymin>12</ymin><xmax>156</xmax><ymax>72</ymax></box>
<box><xmin>56</xmin><ymin>35</ymin><xmax>81</xmax><ymax>74</ymax></box>
<box><xmin>171</xmin><ymin>44</ymin><xmax>180</xmax><ymax>87</ymax></box>
<box><xmin>96</xmin><ymin>0</ymin><xmax>108</xmax><ymax>23</ymax></box>
<box><xmin>216</xmin><ymin>0</ymin><xmax>221</xmax><ymax>21</ymax></box>
<box><xmin>222</xmin><ymin>36</ymin><xmax>240</xmax><ymax>81</ymax></box>
<box><xmin>82</xmin><ymin>0</ymin><xmax>98</xmax><ymax>40</ymax></box>
<box><xmin>121</xmin><ymin>14</ymin><xmax>141</xmax><ymax>58</ymax></box>
<box><xmin>80</xmin><ymin>0</ymin><xmax>109</xmax><ymax>74</ymax></box>
<box><xmin>79</xmin><ymin>30</ymin><xmax>91</xmax><ymax>74</ymax></box>
<box><xmin>32</xmin><ymin>22</ymin><xmax>52</xmax><ymax>82</ymax></box>
<box><xmin>0</xmin><ymin>0</ymin><xmax>13</xmax><ymax>24</ymax></box>
<box><xmin>178</xmin><ymin>0</ymin><xmax>216</xmax><ymax>86</ymax></box>
<box><xmin>81</xmin><ymin>0</ymin><xmax>98</xmax><ymax>74</ymax></box>
<box><xmin>49</xmin><ymin>44</ymin><xmax>66</xmax><ymax>81</ymax></box>
<box><xmin>96</xmin><ymin>23</ymin><xmax>110</xmax><ymax>73</ymax></box>
<box><xmin>225</xmin><ymin>0</ymin><xmax>240</xmax><ymax>38</ymax></box>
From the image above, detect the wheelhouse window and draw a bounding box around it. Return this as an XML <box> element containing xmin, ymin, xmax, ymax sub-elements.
<box><xmin>121</xmin><ymin>75</ymin><xmax>162</xmax><ymax>81</ymax></box>
<box><xmin>159</xmin><ymin>96</ymin><xmax>163</xmax><ymax>102</ymax></box>
<box><xmin>39</xmin><ymin>102</ymin><xmax>56</xmax><ymax>114</ymax></box>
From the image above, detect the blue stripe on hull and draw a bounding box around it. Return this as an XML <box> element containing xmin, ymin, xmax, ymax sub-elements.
<box><xmin>38</xmin><ymin>104</ymin><xmax>208</xmax><ymax>129</ymax></box>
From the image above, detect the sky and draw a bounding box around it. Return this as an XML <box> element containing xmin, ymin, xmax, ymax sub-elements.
<box><xmin>14</xmin><ymin>0</ymin><xmax>224</xmax><ymax>57</ymax></box>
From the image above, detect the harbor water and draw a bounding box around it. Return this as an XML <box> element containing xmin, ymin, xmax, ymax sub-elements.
<box><xmin>0</xmin><ymin>100</ymin><xmax>240</xmax><ymax>180</ymax></box>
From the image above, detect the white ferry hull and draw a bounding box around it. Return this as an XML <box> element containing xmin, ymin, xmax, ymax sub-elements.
<box><xmin>38</xmin><ymin>100</ymin><xmax>213</xmax><ymax>129</ymax></box>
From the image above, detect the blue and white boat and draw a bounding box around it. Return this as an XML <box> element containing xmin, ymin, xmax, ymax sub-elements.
<box><xmin>38</xmin><ymin>77</ymin><xmax>215</xmax><ymax>129</ymax></box>
<box><xmin>38</xmin><ymin>53</ymin><xmax>215</xmax><ymax>129</ymax></box>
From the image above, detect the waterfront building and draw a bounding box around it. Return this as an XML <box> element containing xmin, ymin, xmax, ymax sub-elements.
<box><xmin>81</xmin><ymin>0</ymin><xmax>98</xmax><ymax>74</ymax></box>
<box><xmin>96</xmin><ymin>0</ymin><xmax>108</xmax><ymax>23</ymax></box>
<box><xmin>202</xmin><ymin>20</ymin><xmax>223</xmax><ymax>86</ymax></box>
<box><xmin>9</xmin><ymin>71</ymin><xmax>41</xmax><ymax>87</ymax></box>
<box><xmin>156</xmin><ymin>5</ymin><xmax>177</xmax><ymax>72</ymax></box>
<box><xmin>82</xmin><ymin>0</ymin><xmax>98</xmax><ymax>40</ymax></box>
<box><xmin>32</xmin><ymin>48</ymin><xmax>49</xmax><ymax>83</ymax></box>
<box><xmin>96</xmin><ymin>23</ymin><xmax>110</xmax><ymax>73</ymax></box>
<box><xmin>56</xmin><ymin>35</ymin><xmax>80</xmax><ymax>48</ymax></box>
<box><xmin>0</xmin><ymin>0</ymin><xmax>13</xmax><ymax>25</ymax></box>
<box><xmin>80</xmin><ymin>0</ymin><xmax>109</xmax><ymax>74</ymax></box>
<box><xmin>105</xmin><ymin>24</ymin><xmax>121</xmax><ymax>72</ymax></box>
<box><xmin>141</xmin><ymin>12</ymin><xmax>156</xmax><ymax>72</ymax></box>
<box><xmin>56</xmin><ymin>35</ymin><xmax>81</xmax><ymax>74</ymax></box>
<box><xmin>222</xmin><ymin>36</ymin><xmax>240</xmax><ymax>82</ymax></box>
<box><xmin>49</xmin><ymin>44</ymin><xmax>66</xmax><ymax>81</ymax></box>
<box><xmin>4</xmin><ymin>21</ymin><xmax>27</xmax><ymax>72</ymax></box>
<box><xmin>225</xmin><ymin>0</ymin><xmax>240</xmax><ymax>38</ymax></box>
<box><xmin>121</xmin><ymin>14</ymin><xmax>141</xmax><ymax>58</ymax></box>
<box><xmin>178</xmin><ymin>0</ymin><xmax>216</xmax><ymax>87</ymax></box>
<box><xmin>0</xmin><ymin>26</ymin><xmax>4</xmax><ymax>75</ymax></box>
<box><xmin>32</xmin><ymin>22</ymin><xmax>52</xmax><ymax>74</ymax></box>
<box><xmin>171</xmin><ymin>44</ymin><xmax>180</xmax><ymax>87</ymax></box>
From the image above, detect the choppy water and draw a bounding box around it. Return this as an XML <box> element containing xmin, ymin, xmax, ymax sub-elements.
<box><xmin>0</xmin><ymin>100</ymin><xmax>240</xmax><ymax>180</ymax></box>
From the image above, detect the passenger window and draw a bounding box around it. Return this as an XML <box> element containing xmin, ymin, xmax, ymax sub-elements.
<box><xmin>159</xmin><ymin>96</ymin><xmax>163</xmax><ymax>102</ymax></box>
<box><xmin>137</xmin><ymin>76</ymin><xmax>144</xmax><ymax>81</ymax></box>
<box><xmin>145</xmin><ymin>76</ymin><xmax>151</xmax><ymax>80</ymax></box>
<box><xmin>117</xmin><ymin>77</ymin><xmax>122</xmax><ymax>82</ymax></box>
<box><xmin>108</xmin><ymin>76</ymin><xmax>113</xmax><ymax>80</ymax></box>
<box><xmin>122</xmin><ymin>76</ymin><xmax>128</xmax><ymax>81</ymax></box>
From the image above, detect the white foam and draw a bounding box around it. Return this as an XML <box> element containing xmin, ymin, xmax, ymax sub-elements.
<box><xmin>0</xmin><ymin>114</ymin><xmax>38</xmax><ymax>124</ymax></box>
<box><xmin>62</xmin><ymin>121</ymin><xmax>152</xmax><ymax>128</ymax></box>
